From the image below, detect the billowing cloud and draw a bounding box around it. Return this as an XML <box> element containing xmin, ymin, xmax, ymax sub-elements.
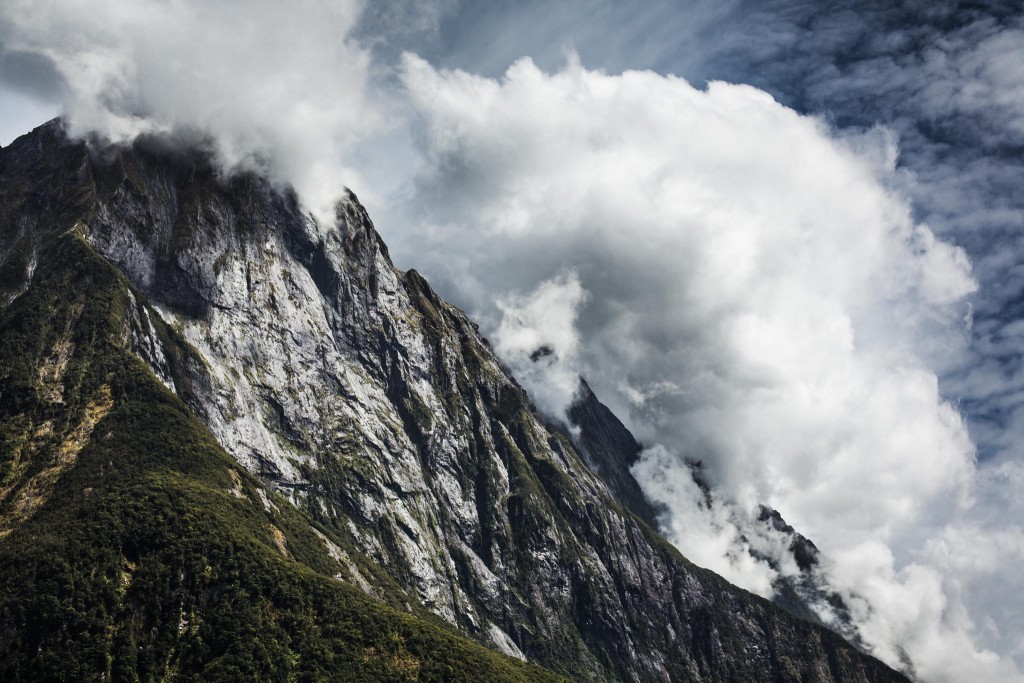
<box><xmin>0</xmin><ymin>0</ymin><xmax>382</xmax><ymax>220</ymax></box>
<box><xmin>493</xmin><ymin>269</ymin><xmax>588</xmax><ymax>417</ymax></box>
<box><xmin>383</xmin><ymin>0</ymin><xmax>1024</xmax><ymax>471</ymax></box>
<box><xmin>393</xmin><ymin>53</ymin><xmax>1022</xmax><ymax>680</ymax></box>
<box><xmin>679</xmin><ymin>1</ymin><xmax>1024</xmax><ymax>475</ymax></box>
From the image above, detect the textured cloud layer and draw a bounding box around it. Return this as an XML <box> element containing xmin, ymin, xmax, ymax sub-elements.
<box><xmin>394</xmin><ymin>54</ymin><xmax>1021</xmax><ymax>681</ymax></box>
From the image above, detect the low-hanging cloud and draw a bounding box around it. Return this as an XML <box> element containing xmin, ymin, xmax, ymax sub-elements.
<box><xmin>493</xmin><ymin>269</ymin><xmax>588</xmax><ymax>417</ymax></box>
<box><xmin>0</xmin><ymin>0</ymin><xmax>382</xmax><ymax>220</ymax></box>
<box><xmin>394</xmin><ymin>53</ymin><xmax>1023</xmax><ymax>681</ymax></box>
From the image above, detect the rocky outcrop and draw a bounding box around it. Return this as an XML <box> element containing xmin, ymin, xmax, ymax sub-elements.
<box><xmin>566</xmin><ymin>378</ymin><xmax>662</xmax><ymax>529</ymax></box>
<box><xmin>563</xmin><ymin>379</ymin><xmax>861</xmax><ymax>643</ymax></box>
<box><xmin>0</xmin><ymin>120</ymin><xmax>909</xmax><ymax>682</ymax></box>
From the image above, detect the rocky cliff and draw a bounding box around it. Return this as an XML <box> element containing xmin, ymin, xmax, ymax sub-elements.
<box><xmin>0</xmin><ymin>120</ymin><xmax>908</xmax><ymax>682</ymax></box>
<box><xmin>566</xmin><ymin>378</ymin><xmax>662</xmax><ymax>530</ymax></box>
<box><xmin>565</xmin><ymin>380</ymin><xmax>861</xmax><ymax>645</ymax></box>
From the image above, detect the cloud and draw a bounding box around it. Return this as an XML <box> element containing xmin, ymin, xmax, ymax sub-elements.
<box><xmin>633</xmin><ymin>445</ymin><xmax>780</xmax><ymax>597</ymax></box>
<box><xmin>0</xmin><ymin>0</ymin><xmax>382</xmax><ymax>220</ymax></box>
<box><xmin>672</xmin><ymin>0</ymin><xmax>1024</xmax><ymax>471</ymax></box>
<box><xmin>493</xmin><ymin>269</ymin><xmax>588</xmax><ymax>417</ymax></box>
<box><xmin>394</xmin><ymin>52</ymin><xmax>1023</xmax><ymax>680</ymax></box>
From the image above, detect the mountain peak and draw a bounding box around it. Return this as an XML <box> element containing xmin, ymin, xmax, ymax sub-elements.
<box><xmin>0</xmin><ymin>126</ymin><xmax>909</xmax><ymax>681</ymax></box>
<box><xmin>567</xmin><ymin>377</ymin><xmax>663</xmax><ymax>528</ymax></box>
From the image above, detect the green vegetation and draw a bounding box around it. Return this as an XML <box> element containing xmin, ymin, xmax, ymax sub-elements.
<box><xmin>0</xmin><ymin>233</ymin><xmax>564</xmax><ymax>682</ymax></box>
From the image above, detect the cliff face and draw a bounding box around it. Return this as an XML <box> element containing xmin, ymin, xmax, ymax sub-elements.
<box><xmin>0</xmin><ymin>121</ymin><xmax>908</xmax><ymax>682</ymax></box>
<box><xmin>566</xmin><ymin>378</ymin><xmax>663</xmax><ymax>530</ymax></box>
<box><xmin>565</xmin><ymin>381</ymin><xmax>862</xmax><ymax>645</ymax></box>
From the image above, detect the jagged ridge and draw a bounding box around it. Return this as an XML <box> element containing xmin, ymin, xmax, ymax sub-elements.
<box><xmin>0</xmin><ymin>217</ymin><xmax>559</xmax><ymax>680</ymax></box>
<box><xmin>0</xmin><ymin>120</ymin><xmax>909</xmax><ymax>682</ymax></box>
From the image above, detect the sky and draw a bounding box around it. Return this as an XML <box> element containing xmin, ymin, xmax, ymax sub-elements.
<box><xmin>1</xmin><ymin>1</ymin><xmax>1022</xmax><ymax>680</ymax></box>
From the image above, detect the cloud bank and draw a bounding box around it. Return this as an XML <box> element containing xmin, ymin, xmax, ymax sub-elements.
<box><xmin>675</xmin><ymin>1</ymin><xmax>1024</xmax><ymax>472</ymax></box>
<box><xmin>395</xmin><ymin>54</ymin><xmax>1021</xmax><ymax>681</ymax></box>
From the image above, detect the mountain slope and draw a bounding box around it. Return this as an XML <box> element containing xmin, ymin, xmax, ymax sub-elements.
<box><xmin>0</xmin><ymin>121</ymin><xmax>909</xmax><ymax>682</ymax></box>
<box><xmin>566</xmin><ymin>378</ymin><xmax>662</xmax><ymax>529</ymax></box>
<box><xmin>565</xmin><ymin>380</ymin><xmax>863</xmax><ymax>642</ymax></box>
<box><xmin>0</xmin><ymin>214</ymin><xmax>562</xmax><ymax>681</ymax></box>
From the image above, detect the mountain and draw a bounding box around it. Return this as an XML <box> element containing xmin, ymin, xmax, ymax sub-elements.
<box><xmin>565</xmin><ymin>381</ymin><xmax>862</xmax><ymax>643</ymax></box>
<box><xmin>566</xmin><ymin>378</ymin><xmax>662</xmax><ymax>529</ymax></box>
<box><xmin>0</xmin><ymin>120</ymin><xmax>909</xmax><ymax>682</ymax></box>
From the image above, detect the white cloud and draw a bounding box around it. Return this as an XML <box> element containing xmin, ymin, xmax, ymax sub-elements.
<box><xmin>493</xmin><ymin>269</ymin><xmax>588</xmax><ymax>417</ymax></box>
<box><xmin>634</xmin><ymin>444</ymin><xmax>779</xmax><ymax>596</ymax></box>
<box><xmin>0</xmin><ymin>0</ymin><xmax>382</xmax><ymax>221</ymax></box>
<box><xmin>394</xmin><ymin>53</ymin><xmax>1023</xmax><ymax>680</ymax></box>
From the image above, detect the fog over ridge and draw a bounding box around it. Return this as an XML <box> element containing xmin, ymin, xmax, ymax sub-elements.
<box><xmin>0</xmin><ymin>0</ymin><xmax>380</xmax><ymax>222</ymax></box>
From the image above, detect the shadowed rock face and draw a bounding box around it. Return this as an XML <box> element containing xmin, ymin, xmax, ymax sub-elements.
<box><xmin>567</xmin><ymin>378</ymin><xmax>662</xmax><ymax>529</ymax></box>
<box><xmin>0</xmin><ymin>119</ymin><xmax>909</xmax><ymax>682</ymax></box>
<box><xmin>564</xmin><ymin>379</ymin><xmax>863</xmax><ymax>646</ymax></box>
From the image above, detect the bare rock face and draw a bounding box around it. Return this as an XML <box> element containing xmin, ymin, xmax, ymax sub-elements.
<box><xmin>564</xmin><ymin>379</ymin><xmax>863</xmax><ymax>644</ymax></box>
<box><xmin>566</xmin><ymin>378</ymin><xmax>663</xmax><ymax>529</ymax></box>
<box><xmin>0</xmin><ymin>120</ymin><xmax>909</xmax><ymax>682</ymax></box>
